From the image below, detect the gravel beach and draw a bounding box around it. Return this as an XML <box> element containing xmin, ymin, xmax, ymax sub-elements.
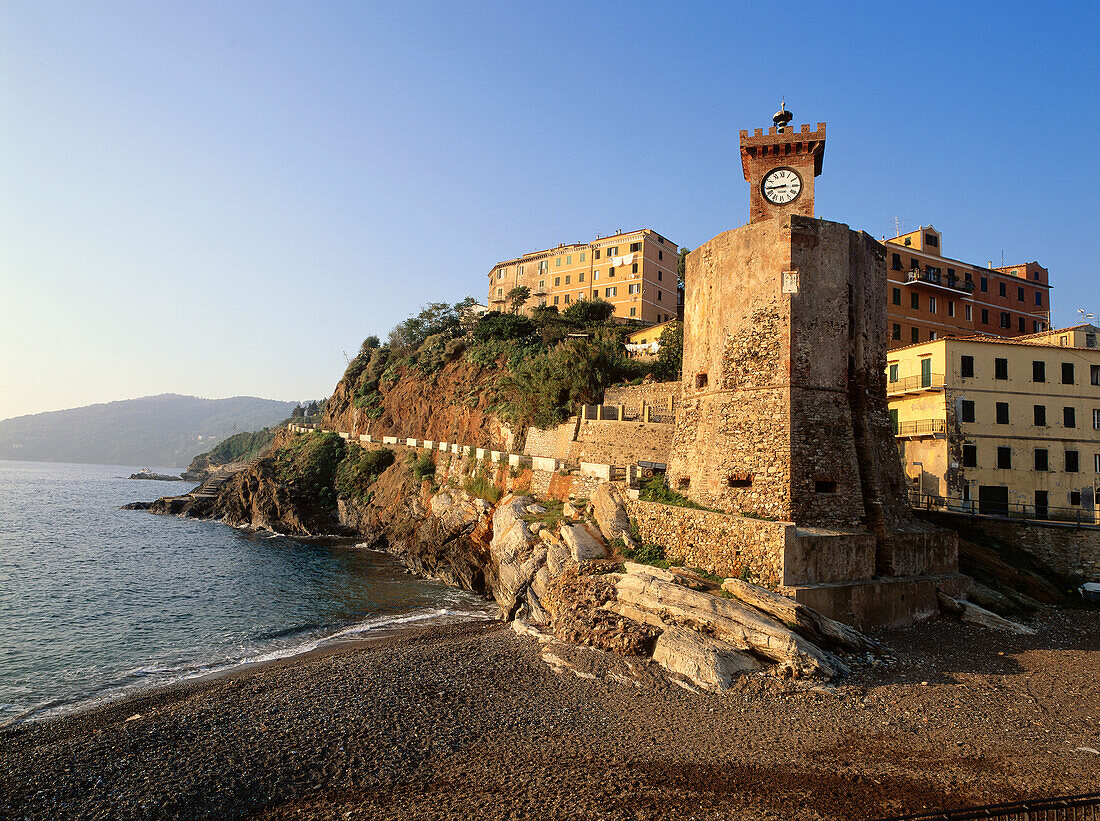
<box><xmin>2</xmin><ymin>609</ymin><xmax>1097</xmax><ymax>820</ymax></box>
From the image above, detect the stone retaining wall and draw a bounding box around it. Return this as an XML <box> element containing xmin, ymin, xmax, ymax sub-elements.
<box><xmin>624</xmin><ymin>499</ymin><xmax>788</xmax><ymax>588</ymax></box>
<box><xmin>571</xmin><ymin>420</ymin><xmax>673</xmax><ymax>466</ymax></box>
<box><xmin>523</xmin><ymin>419</ymin><xmax>579</xmax><ymax>461</ymax></box>
<box><xmin>603</xmin><ymin>382</ymin><xmax>681</xmax><ymax>410</ymax></box>
<box><xmin>918</xmin><ymin>510</ymin><xmax>1100</xmax><ymax>581</ymax></box>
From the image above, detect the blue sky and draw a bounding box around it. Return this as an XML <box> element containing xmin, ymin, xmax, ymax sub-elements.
<box><xmin>2</xmin><ymin>1</ymin><xmax>1098</xmax><ymax>419</ymax></box>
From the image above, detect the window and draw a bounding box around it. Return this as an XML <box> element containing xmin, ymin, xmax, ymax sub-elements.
<box><xmin>929</xmin><ymin>296</ymin><xmax>937</xmax><ymax>314</ymax></box>
<box><xmin>1017</xmin><ymin>286</ymin><xmax>1024</xmax><ymax>302</ymax></box>
<box><xmin>554</xmin><ymin>276</ymin><xmax>560</xmax><ymax>286</ymax></box>
<box><xmin>695</xmin><ymin>373</ymin><xmax>708</xmax><ymax>389</ymax></box>
<box><xmin>1070</xmin><ymin>491</ymin><xmax>1082</xmax><ymax>506</ymax></box>
<box><xmin>995</xmin><ymin>358</ymin><xmax>1008</xmax><ymax>380</ymax></box>
<box><xmin>1064</xmin><ymin>406</ymin><xmax>1076</xmax><ymax>428</ymax></box>
<box><xmin>658</xmin><ymin>250</ymin><xmax>663</xmax><ymax>260</ymax></box>
<box><xmin>961</xmin><ymin>355</ymin><xmax>974</xmax><ymax>377</ymax></box>
<box><xmin>1033</xmin><ymin>361</ymin><xmax>1046</xmax><ymax>382</ymax></box>
<box><xmin>999</xmin><ymin>282</ymin><xmax>1007</xmax><ymax>298</ymax></box>
<box><xmin>892</xmin><ymin>324</ymin><xmax>902</xmax><ymax>341</ymax></box>
<box><xmin>631</xmin><ymin>262</ymin><xmax>639</xmax><ymax>274</ymax></box>
<box><xmin>1087</xmin><ymin>334</ymin><xmax>1097</xmax><ymax>349</ymax></box>
<box><xmin>564</xmin><ymin>295</ymin><xmax>571</xmax><ymax>304</ymax></box>
<box><xmin>657</xmin><ymin>270</ymin><xmax>663</xmax><ymax>281</ymax></box>
<box><xmin>1018</xmin><ymin>317</ymin><xmax>1026</xmax><ymax>332</ymax></box>
<box><xmin>578</xmin><ymin>272</ymin><xmax>584</xmax><ymax>282</ymax></box>
<box><xmin>594</xmin><ymin>249</ymin><xmax>601</xmax><ymax>259</ymax></box>
<box><xmin>892</xmin><ymin>288</ymin><xmax>901</xmax><ymax>306</ymax></box>
<box><xmin>911</xmin><ymin>293</ymin><xmax>920</xmax><ymax>310</ymax></box>
<box><xmin>1000</xmin><ymin>312</ymin><xmax>1010</xmax><ymax>329</ymax></box>
<box><xmin>1094</xmin><ymin>408</ymin><xmax>1100</xmax><ymax>430</ymax></box>
<box><xmin>965</xmin><ymin>304</ymin><xmax>972</xmax><ymax>321</ymax></box>
<box><xmin>924</xmin><ymin>233</ymin><xmax>938</xmax><ymax>247</ymax></box>
<box><xmin>628</xmin><ymin>284</ymin><xmax>640</xmax><ymax>294</ymax></box>
<box><xmin>997</xmin><ymin>447</ymin><xmax>1012</xmax><ymax>469</ymax></box>
<box><xmin>1035</xmin><ymin>291</ymin><xmax>1042</xmax><ymax>306</ymax></box>
<box><xmin>496</xmin><ymin>287</ymin><xmax>503</xmax><ymax>298</ymax></box>
<box><xmin>629</xmin><ymin>306</ymin><xmax>635</xmax><ymax>317</ymax></box>
<box><xmin>539</xmin><ymin>260</ymin><xmax>547</xmax><ymax>273</ymax></box>
<box><xmin>1092</xmin><ymin>365</ymin><xmax>1100</xmax><ymax>386</ymax></box>
<box><xmin>980</xmin><ymin>276</ymin><xmax>988</xmax><ymax>292</ymax></box>
<box><xmin>814</xmin><ymin>480</ymin><xmax>838</xmax><ymax>494</ymax></box>
<box><xmin>888</xmin><ymin>364</ymin><xmax>899</xmax><ymax>382</ymax></box>
<box><xmin>579</xmin><ymin>252</ymin><xmax>586</xmax><ymax>262</ymax></box>
<box><xmin>996</xmin><ymin>402</ymin><xmax>1010</xmax><ymax>424</ymax></box>
<box><xmin>1062</xmin><ymin>363</ymin><xmax>1075</xmax><ymax>384</ymax></box>
<box><xmin>607</xmin><ymin>246</ymin><xmax>618</xmax><ymax>256</ymax></box>
<box><xmin>891</xmin><ymin>253</ymin><xmax>902</xmax><ymax>271</ymax></box>
<box><xmin>593</xmin><ymin>270</ymin><xmax>599</xmax><ymax>280</ymax></box>
<box><xmin>565</xmin><ymin>275</ymin><xmax>570</xmax><ymax>284</ymax></box>
<box><xmin>960</xmin><ymin>400</ymin><xmax>976</xmax><ymax>422</ymax></box>
<box><xmin>1095</xmin><ymin>453</ymin><xmax>1100</xmax><ymax>473</ymax></box>
<box><xmin>963</xmin><ymin>444</ymin><xmax>978</xmax><ymax>467</ymax></box>
<box><xmin>605</xmin><ymin>287</ymin><xmax>617</xmax><ymax>298</ymax></box>
<box><xmin>911</xmin><ymin>327</ymin><xmax>920</xmax><ymax>343</ymax></box>
<box><xmin>657</xmin><ymin>290</ymin><xmax>663</xmax><ymax>301</ymax></box>
<box><xmin>930</xmin><ymin>332</ymin><xmax>938</xmax><ymax>340</ymax></box>
<box><xmin>538</xmin><ymin>279</ymin><xmax>545</xmax><ymax>289</ymax></box>
<box><xmin>553</xmin><ymin>296</ymin><xmax>559</xmax><ymax>305</ymax></box>
<box><xmin>911</xmin><ymin>257</ymin><xmax>919</xmax><ymax>270</ymax></box>
<box><xmin>555</xmin><ymin>257</ymin><xmax>561</xmax><ymax>267</ymax></box>
<box><xmin>890</xmin><ymin>408</ymin><xmax>899</xmax><ymax>434</ymax></box>
<box><xmin>981</xmin><ymin>308</ymin><xmax>989</xmax><ymax>325</ymax></box>
<box><xmin>1035</xmin><ymin>490</ymin><xmax>1049</xmax><ymax>517</ymax></box>
<box><xmin>1034</xmin><ymin>405</ymin><xmax>1047</xmax><ymax>426</ymax></box>
<box><xmin>1035</xmin><ymin>449</ymin><xmax>1048</xmax><ymax>471</ymax></box>
<box><xmin>566</xmin><ymin>255</ymin><xmax>572</xmax><ymax>264</ymax></box>
<box><xmin>629</xmin><ymin>242</ymin><xmax>640</xmax><ymax>253</ymax></box>
<box><xmin>1066</xmin><ymin>450</ymin><xmax>1080</xmax><ymax>473</ymax></box>
<box><xmin>608</xmin><ymin>267</ymin><xmax>615</xmax><ymax>277</ymax></box>
<box><xmin>948</xmin><ymin>301</ymin><xmax>955</xmax><ymax>317</ymax></box>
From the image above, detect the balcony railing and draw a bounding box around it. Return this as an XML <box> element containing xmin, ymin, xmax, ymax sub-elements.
<box><xmin>904</xmin><ymin>269</ymin><xmax>976</xmax><ymax>293</ymax></box>
<box><xmin>908</xmin><ymin>491</ymin><xmax>1099</xmax><ymax>526</ymax></box>
<box><xmin>895</xmin><ymin>418</ymin><xmax>946</xmax><ymax>437</ymax></box>
<box><xmin>887</xmin><ymin>373</ymin><xmax>944</xmax><ymax>394</ymax></box>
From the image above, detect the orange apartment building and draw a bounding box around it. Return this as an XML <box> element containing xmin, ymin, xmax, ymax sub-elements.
<box><xmin>885</xmin><ymin>225</ymin><xmax>1051</xmax><ymax>349</ymax></box>
<box><xmin>487</xmin><ymin>228</ymin><xmax>681</xmax><ymax>324</ymax></box>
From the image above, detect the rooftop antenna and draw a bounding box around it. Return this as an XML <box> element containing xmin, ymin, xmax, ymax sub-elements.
<box><xmin>892</xmin><ymin>217</ymin><xmax>907</xmax><ymax>238</ymax></box>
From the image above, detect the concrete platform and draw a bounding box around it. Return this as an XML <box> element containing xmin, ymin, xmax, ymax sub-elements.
<box><xmin>785</xmin><ymin>573</ymin><xmax>970</xmax><ymax>629</ymax></box>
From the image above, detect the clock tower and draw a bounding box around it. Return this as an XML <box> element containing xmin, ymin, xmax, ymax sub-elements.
<box><xmin>740</xmin><ymin>103</ymin><xmax>825</xmax><ymax>223</ymax></box>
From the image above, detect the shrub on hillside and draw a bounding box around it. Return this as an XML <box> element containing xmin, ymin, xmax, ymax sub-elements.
<box><xmin>273</xmin><ymin>432</ymin><xmax>346</xmax><ymax>511</ymax></box>
<box><xmin>335</xmin><ymin>445</ymin><xmax>395</xmax><ymax>504</ymax></box>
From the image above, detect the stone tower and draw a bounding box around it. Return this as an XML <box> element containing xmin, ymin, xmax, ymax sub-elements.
<box><xmin>666</xmin><ymin>107</ymin><xmax>963</xmax><ymax>627</ymax></box>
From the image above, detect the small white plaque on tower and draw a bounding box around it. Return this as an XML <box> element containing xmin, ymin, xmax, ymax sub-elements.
<box><xmin>782</xmin><ymin>270</ymin><xmax>800</xmax><ymax>294</ymax></box>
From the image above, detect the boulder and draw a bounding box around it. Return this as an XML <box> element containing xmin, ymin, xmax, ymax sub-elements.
<box><xmin>591</xmin><ymin>483</ymin><xmax>638</xmax><ymax>549</ymax></box>
<box><xmin>525</xmin><ymin>503</ymin><xmax>547</xmax><ymax>515</ymax></box>
<box><xmin>489</xmin><ymin>496</ymin><xmax>543</xmax><ymax>619</ymax></box>
<box><xmin>614</xmin><ymin>574</ymin><xmax>847</xmax><ymax>680</ymax></box>
<box><xmin>652</xmin><ymin>626</ymin><xmax>762</xmax><ymax>691</ymax></box>
<box><xmin>936</xmin><ymin>591</ymin><xmax>1037</xmax><ymax>635</ymax></box>
<box><xmin>721</xmin><ymin>578</ymin><xmax>886</xmax><ymax>654</ymax></box>
<box><xmin>560</xmin><ymin>523</ymin><xmax>609</xmax><ymax>561</ymax></box>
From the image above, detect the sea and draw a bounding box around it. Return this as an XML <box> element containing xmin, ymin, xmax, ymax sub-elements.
<box><xmin>0</xmin><ymin>459</ymin><xmax>496</xmax><ymax>727</ymax></box>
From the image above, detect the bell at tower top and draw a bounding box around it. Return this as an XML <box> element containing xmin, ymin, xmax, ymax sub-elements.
<box><xmin>772</xmin><ymin>99</ymin><xmax>793</xmax><ymax>133</ymax></box>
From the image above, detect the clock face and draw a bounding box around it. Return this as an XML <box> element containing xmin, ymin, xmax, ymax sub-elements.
<box><xmin>761</xmin><ymin>167</ymin><xmax>803</xmax><ymax>205</ymax></box>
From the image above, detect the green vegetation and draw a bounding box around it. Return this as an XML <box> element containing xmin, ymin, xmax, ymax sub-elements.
<box><xmin>408</xmin><ymin>452</ymin><xmax>436</xmax><ymax>483</ymax></box>
<box><xmin>335</xmin><ymin>445</ymin><xmax>395</xmax><ymax>504</ymax></box>
<box><xmin>638</xmin><ymin>475</ymin><xmax>708</xmax><ymax>509</ymax></box>
<box><xmin>273</xmin><ymin>432</ymin><xmax>346</xmax><ymax>511</ymax></box>
<box><xmin>204</xmin><ymin>428</ymin><xmax>275</xmax><ymax>464</ymax></box>
<box><xmin>463</xmin><ymin>475</ymin><xmax>502</xmax><ymax>504</ymax></box>
<box><xmin>653</xmin><ymin>321</ymin><xmax>684</xmax><ymax>381</ymax></box>
<box><xmin>522</xmin><ymin>498</ymin><xmax>565</xmax><ymax>528</ymax></box>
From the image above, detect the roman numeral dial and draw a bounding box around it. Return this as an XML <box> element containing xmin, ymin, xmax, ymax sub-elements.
<box><xmin>761</xmin><ymin>167</ymin><xmax>803</xmax><ymax>205</ymax></box>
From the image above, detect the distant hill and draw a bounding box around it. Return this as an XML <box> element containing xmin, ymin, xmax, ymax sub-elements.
<box><xmin>0</xmin><ymin>394</ymin><xmax>298</xmax><ymax>467</ymax></box>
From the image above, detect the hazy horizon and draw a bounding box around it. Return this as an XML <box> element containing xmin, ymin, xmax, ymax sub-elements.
<box><xmin>3</xmin><ymin>1</ymin><xmax>1097</xmax><ymax>420</ymax></box>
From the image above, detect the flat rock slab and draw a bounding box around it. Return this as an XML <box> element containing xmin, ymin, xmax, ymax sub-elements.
<box><xmin>560</xmin><ymin>523</ymin><xmax>609</xmax><ymax>561</ymax></box>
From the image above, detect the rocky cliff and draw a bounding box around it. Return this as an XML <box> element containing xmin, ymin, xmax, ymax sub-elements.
<box><xmin>322</xmin><ymin>357</ymin><xmax>515</xmax><ymax>450</ymax></box>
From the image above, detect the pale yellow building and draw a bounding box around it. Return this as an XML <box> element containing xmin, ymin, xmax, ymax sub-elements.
<box><xmin>887</xmin><ymin>325</ymin><xmax>1100</xmax><ymax>523</ymax></box>
<box><xmin>487</xmin><ymin>228</ymin><xmax>681</xmax><ymax>325</ymax></box>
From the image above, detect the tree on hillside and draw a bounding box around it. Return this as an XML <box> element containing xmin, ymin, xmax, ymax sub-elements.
<box><xmin>305</xmin><ymin>400</ymin><xmax>320</xmax><ymax>416</ymax></box>
<box><xmin>530</xmin><ymin>304</ymin><xmax>559</xmax><ymax>323</ymax></box>
<box><xmin>291</xmin><ymin>404</ymin><xmax>305</xmax><ymax>418</ymax></box>
<box><xmin>562</xmin><ymin>298</ymin><xmax>615</xmax><ymax>324</ymax></box>
<box><xmin>507</xmin><ymin>285</ymin><xmax>531</xmax><ymax>314</ymax></box>
<box><xmin>387</xmin><ymin>300</ymin><xmax>472</xmax><ymax>355</ymax></box>
<box><xmin>678</xmin><ymin>247</ymin><xmax>689</xmax><ymax>289</ymax></box>
<box><xmin>360</xmin><ymin>335</ymin><xmax>381</xmax><ymax>354</ymax></box>
<box><xmin>654</xmin><ymin>321</ymin><xmax>683</xmax><ymax>381</ymax></box>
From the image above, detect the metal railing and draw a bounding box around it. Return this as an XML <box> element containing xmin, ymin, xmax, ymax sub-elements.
<box><xmin>895</xmin><ymin>419</ymin><xmax>947</xmax><ymax>437</ymax></box>
<box><xmin>909</xmin><ymin>491</ymin><xmax>1099</xmax><ymax>526</ymax></box>
<box><xmin>874</xmin><ymin>791</ymin><xmax>1100</xmax><ymax>820</ymax></box>
<box><xmin>906</xmin><ymin>268</ymin><xmax>976</xmax><ymax>293</ymax></box>
<box><xmin>888</xmin><ymin>373</ymin><xmax>945</xmax><ymax>394</ymax></box>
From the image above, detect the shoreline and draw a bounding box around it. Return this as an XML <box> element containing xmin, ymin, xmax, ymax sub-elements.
<box><xmin>2</xmin><ymin>609</ymin><xmax>1098</xmax><ymax>820</ymax></box>
<box><xmin>3</xmin><ymin>605</ymin><xmax>498</xmax><ymax>732</ymax></box>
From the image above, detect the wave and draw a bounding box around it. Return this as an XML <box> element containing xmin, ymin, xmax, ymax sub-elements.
<box><xmin>0</xmin><ymin>605</ymin><xmax>497</xmax><ymax>730</ymax></box>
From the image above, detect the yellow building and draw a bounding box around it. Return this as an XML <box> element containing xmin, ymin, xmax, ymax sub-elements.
<box><xmin>487</xmin><ymin>228</ymin><xmax>681</xmax><ymax>324</ymax></box>
<box><xmin>887</xmin><ymin>325</ymin><xmax>1100</xmax><ymax>523</ymax></box>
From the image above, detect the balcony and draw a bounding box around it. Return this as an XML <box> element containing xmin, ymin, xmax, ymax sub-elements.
<box><xmin>894</xmin><ymin>418</ymin><xmax>946</xmax><ymax>438</ymax></box>
<box><xmin>904</xmin><ymin>268</ymin><xmax>975</xmax><ymax>294</ymax></box>
<box><xmin>887</xmin><ymin>373</ymin><xmax>945</xmax><ymax>395</ymax></box>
